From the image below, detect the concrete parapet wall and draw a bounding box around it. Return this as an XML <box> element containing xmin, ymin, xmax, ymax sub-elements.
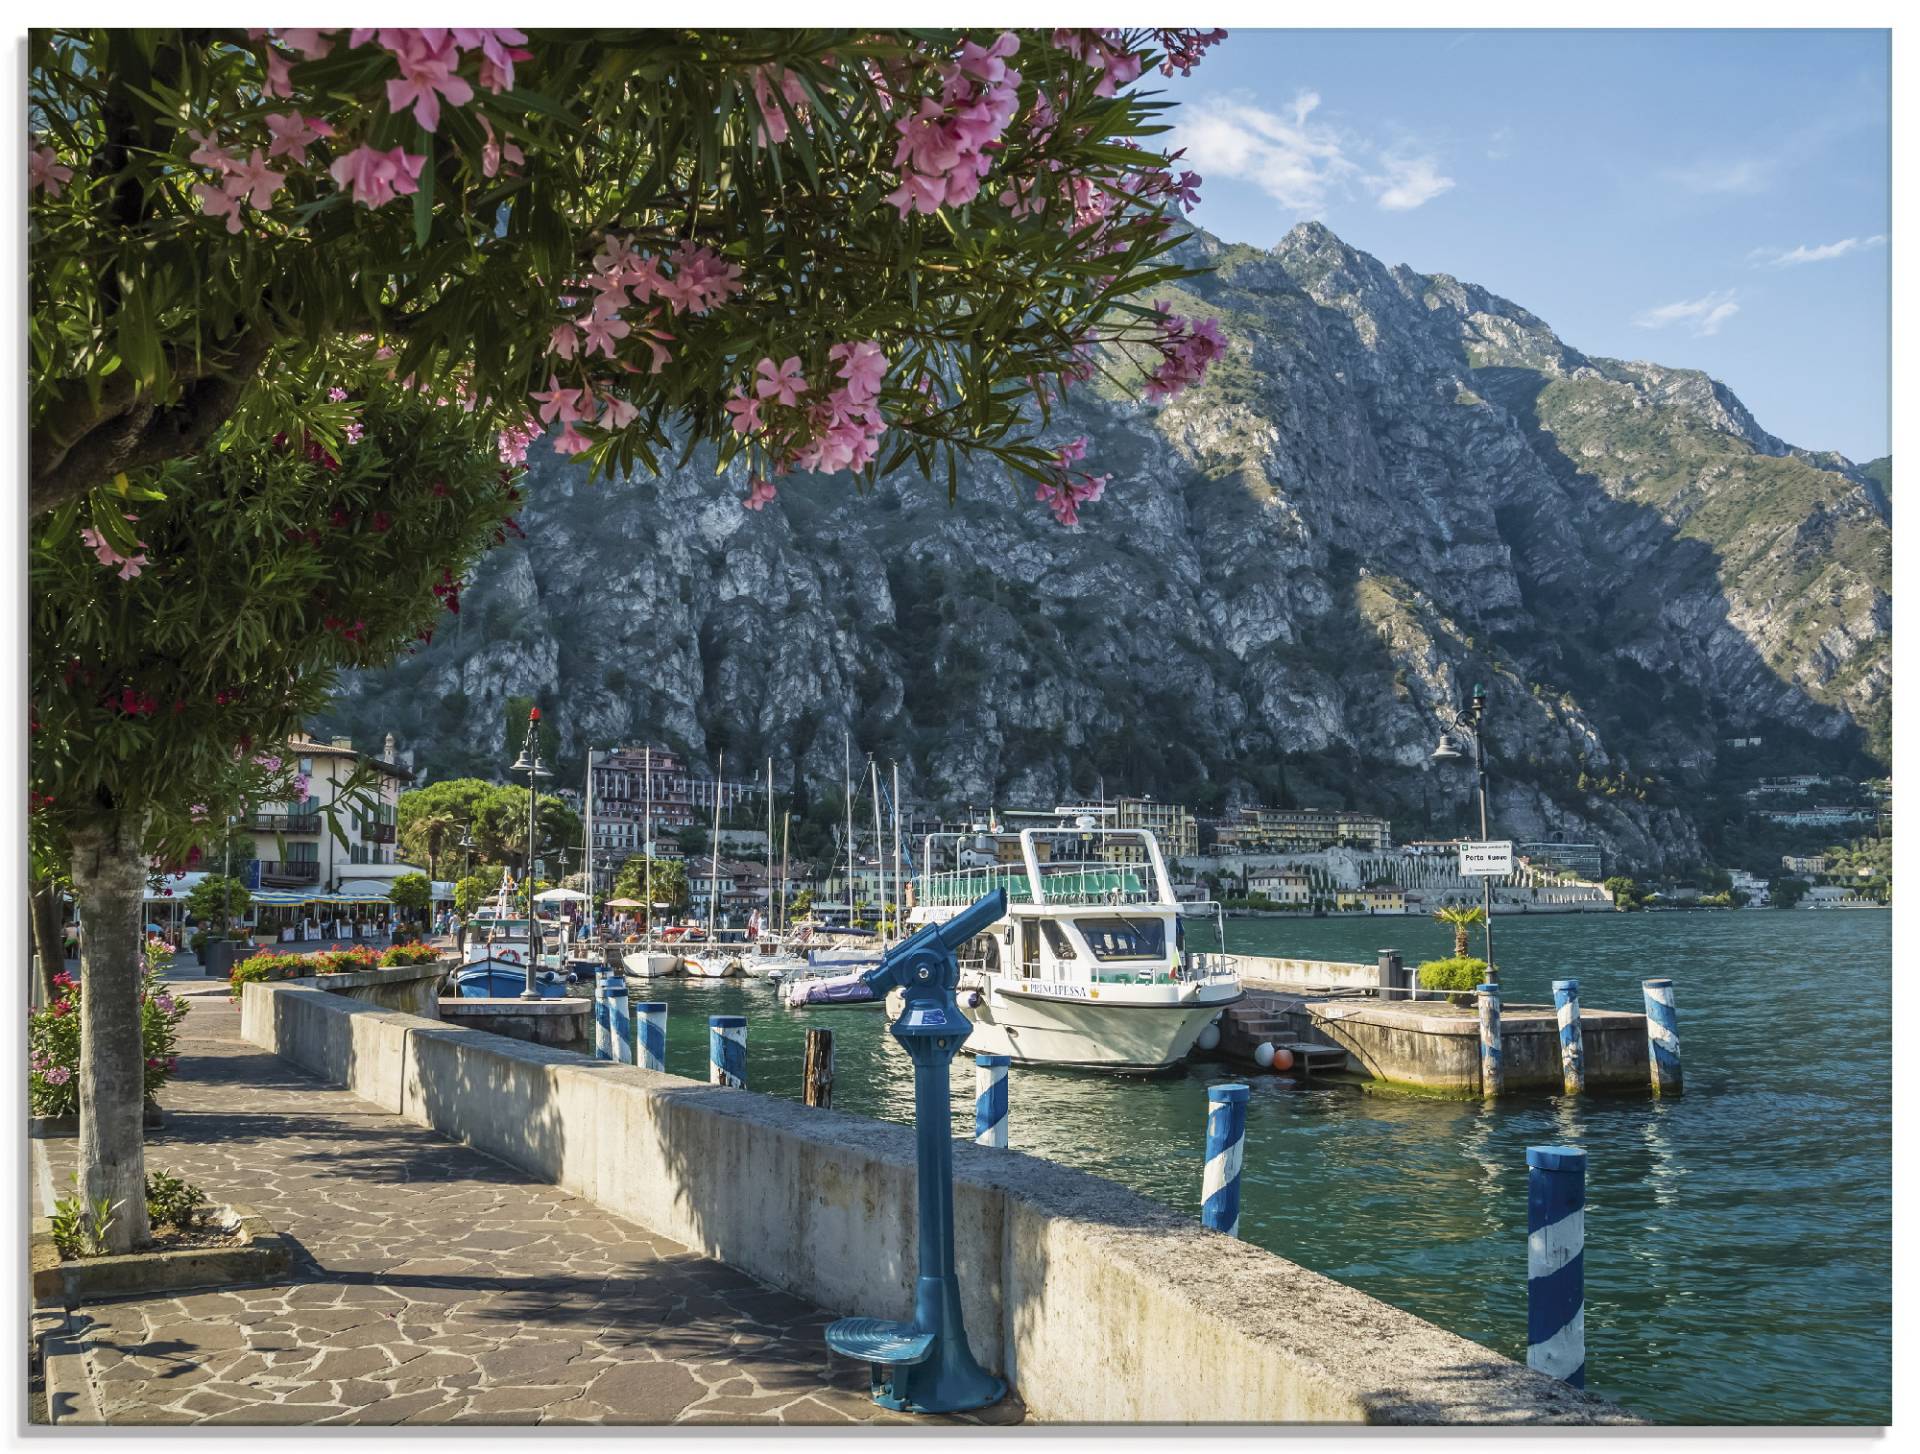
<box><xmin>1241</xmin><ymin>958</ymin><xmax>1378</xmax><ymax>991</ymax></box>
<box><xmin>240</xmin><ymin>980</ymin><xmax>1637</xmax><ymax>1425</ymax></box>
<box><xmin>288</xmin><ymin>961</ymin><xmax>448</xmax><ymax>1019</ymax></box>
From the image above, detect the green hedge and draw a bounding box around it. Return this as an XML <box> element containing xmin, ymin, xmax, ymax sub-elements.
<box><xmin>1416</xmin><ymin>956</ymin><xmax>1490</xmax><ymax>992</ymax></box>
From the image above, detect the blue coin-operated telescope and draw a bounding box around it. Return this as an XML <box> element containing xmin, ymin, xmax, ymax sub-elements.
<box><xmin>824</xmin><ymin>889</ymin><xmax>1008</xmax><ymax>1415</ymax></box>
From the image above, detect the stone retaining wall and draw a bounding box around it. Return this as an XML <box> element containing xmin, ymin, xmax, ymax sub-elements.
<box><xmin>1297</xmin><ymin>1000</ymin><xmax>1650</xmax><ymax>1094</ymax></box>
<box><xmin>239</xmin><ymin>980</ymin><xmax>1636</xmax><ymax>1425</ymax></box>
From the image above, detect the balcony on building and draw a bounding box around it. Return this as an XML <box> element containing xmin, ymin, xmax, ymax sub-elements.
<box><xmin>259</xmin><ymin>860</ymin><xmax>322</xmax><ymax>885</ymax></box>
<box><xmin>248</xmin><ymin>811</ymin><xmax>322</xmax><ymax>834</ymax></box>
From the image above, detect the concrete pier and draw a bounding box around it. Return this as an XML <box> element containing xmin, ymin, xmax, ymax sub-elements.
<box><xmin>1233</xmin><ymin>978</ymin><xmax>1653</xmax><ymax>1095</ymax></box>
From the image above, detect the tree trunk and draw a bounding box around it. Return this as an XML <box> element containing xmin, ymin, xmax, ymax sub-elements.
<box><xmin>30</xmin><ymin>881</ymin><xmax>65</xmax><ymax>1008</ymax></box>
<box><xmin>69</xmin><ymin>810</ymin><xmax>153</xmax><ymax>1252</ymax></box>
<box><xmin>1455</xmin><ymin>925</ymin><xmax>1469</xmax><ymax>958</ymax></box>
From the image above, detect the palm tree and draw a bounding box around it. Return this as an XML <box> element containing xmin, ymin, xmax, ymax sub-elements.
<box><xmin>408</xmin><ymin>809</ymin><xmax>460</xmax><ymax>883</ymax></box>
<box><xmin>1433</xmin><ymin>904</ymin><xmax>1487</xmax><ymax>958</ymax></box>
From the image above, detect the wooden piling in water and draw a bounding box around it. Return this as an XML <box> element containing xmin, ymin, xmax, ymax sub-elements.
<box><xmin>803</xmin><ymin>1027</ymin><xmax>835</xmax><ymax>1108</ymax></box>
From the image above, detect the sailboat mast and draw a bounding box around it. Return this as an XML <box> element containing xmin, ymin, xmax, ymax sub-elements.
<box><xmin>708</xmin><ymin>750</ymin><xmax>724</xmax><ymax>932</ymax></box>
<box><xmin>779</xmin><ymin>810</ymin><xmax>791</xmax><ymax>934</ymax></box>
<box><xmin>765</xmin><ymin>756</ymin><xmax>774</xmax><ymax>938</ymax></box>
<box><xmin>643</xmin><ymin>745</ymin><xmax>653</xmax><ymax>951</ymax></box>
<box><xmin>892</xmin><ymin>760</ymin><xmax>903</xmax><ymax>934</ymax></box>
<box><xmin>843</xmin><ymin>731</ymin><xmax>853</xmax><ymax>929</ymax></box>
<box><xmin>869</xmin><ymin>758</ymin><xmax>883</xmax><ymax>940</ymax></box>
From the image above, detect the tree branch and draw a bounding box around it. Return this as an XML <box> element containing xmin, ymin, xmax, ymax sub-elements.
<box><xmin>30</xmin><ymin>334</ymin><xmax>272</xmax><ymax>517</ymax></box>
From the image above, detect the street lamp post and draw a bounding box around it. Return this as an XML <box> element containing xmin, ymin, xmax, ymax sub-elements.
<box><xmin>511</xmin><ymin>706</ymin><xmax>553</xmax><ymax>1001</ymax></box>
<box><xmin>1431</xmin><ymin>683</ymin><xmax>1497</xmax><ymax>981</ymax></box>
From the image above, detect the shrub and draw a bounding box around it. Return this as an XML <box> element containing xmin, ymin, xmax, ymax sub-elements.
<box><xmin>49</xmin><ymin>1181</ymin><xmax>116</xmax><ymax>1260</ymax></box>
<box><xmin>145</xmin><ymin>1169</ymin><xmax>210</xmax><ymax>1232</ymax></box>
<box><xmin>1416</xmin><ymin>956</ymin><xmax>1491</xmax><ymax>994</ymax></box>
<box><xmin>30</xmin><ymin>969</ymin><xmax>187</xmax><ymax>1118</ymax></box>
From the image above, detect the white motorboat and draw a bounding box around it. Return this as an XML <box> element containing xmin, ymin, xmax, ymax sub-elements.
<box><xmin>454</xmin><ymin>878</ymin><xmax>566</xmax><ymax>998</ymax></box>
<box><xmin>621</xmin><ymin>949</ymin><xmax>684</xmax><ymax>979</ymax></box>
<box><xmin>904</xmin><ymin>818</ymin><xmax>1242</xmax><ymax>1072</ymax></box>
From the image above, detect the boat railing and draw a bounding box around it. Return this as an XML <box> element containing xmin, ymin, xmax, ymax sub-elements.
<box><xmin>917</xmin><ymin>860</ymin><xmax>1166</xmax><ymax>910</ymax></box>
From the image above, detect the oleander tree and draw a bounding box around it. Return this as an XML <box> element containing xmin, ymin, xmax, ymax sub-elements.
<box><xmin>29</xmin><ymin>375</ymin><xmax>518</xmax><ymax>1250</ymax></box>
<box><xmin>30</xmin><ymin>27</ymin><xmax>1227</xmax><ymax>530</ymax></box>
<box><xmin>28</xmin><ymin>25</ymin><xmax>1231</xmax><ymax>1253</ymax></box>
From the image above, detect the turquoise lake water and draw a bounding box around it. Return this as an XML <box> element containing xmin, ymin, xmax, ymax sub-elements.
<box><xmin>628</xmin><ymin>910</ymin><xmax>1891</xmax><ymax>1424</ymax></box>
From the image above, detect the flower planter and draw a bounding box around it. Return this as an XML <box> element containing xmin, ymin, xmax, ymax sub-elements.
<box><xmin>31</xmin><ymin>1203</ymin><xmax>291</xmax><ymax>1306</ymax></box>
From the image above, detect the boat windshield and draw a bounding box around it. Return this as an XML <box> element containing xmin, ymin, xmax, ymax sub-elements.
<box><xmin>473</xmin><ymin>919</ymin><xmax>530</xmax><ymax>938</ymax></box>
<box><xmin>1073</xmin><ymin>917</ymin><xmax>1166</xmax><ymax>961</ymax></box>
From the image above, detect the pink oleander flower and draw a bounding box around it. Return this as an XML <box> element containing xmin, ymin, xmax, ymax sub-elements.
<box><xmin>327</xmin><ymin>387</ymin><xmax>348</xmax><ymax>402</ymax></box>
<box><xmin>344</xmin><ymin>422</ymin><xmax>365</xmax><ymax>444</ymax></box>
<box><xmin>754</xmin><ymin>356</ymin><xmax>808</xmax><ymax>406</ymax></box>
<box><xmin>724</xmin><ymin>391</ymin><xmax>763</xmax><ymax>436</ymax></box>
<box><xmin>531</xmin><ymin>376</ymin><xmax>590</xmax><ymax>426</ymax></box>
<box><xmin>479</xmin><ymin>115</ymin><xmax>524</xmax><ymax>178</ymax></box>
<box><xmin>264</xmin><ymin>111</ymin><xmax>335</xmax><ymax>165</ymax></box>
<box><xmin>188</xmin><ymin>129</ymin><xmax>237</xmax><ymax>173</ymax></box>
<box><xmin>29</xmin><ymin>142</ymin><xmax>73</xmax><ymax>197</ymax></box>
<box><xmin>1035</xmin><ymin>435</ymin><xmax>1111</xmax><ymax>527</ymax></box>
<box><xmin>222</xmin><ymin>148</ymin><xmax>286</xmax><ymax>211</ymax></box>
<box><xmin>80</xmin><ymin>525</ymin><xmax>149</xmax><ymax>579</ymax></box>
<box><xmin>742</xmin><ymin>478</ymin><xmax>778</xmax><ymax>511</ymax></box>
<box><xmin>547</xmin><ymin>321</ymin><xmax>581</xmax><ymax>360</ymax></box>
<box><xmin>750</xmin><ymin>66</ymin><xmax>811</xmax><ymax>146</ymax></box>
<box><xmin>828</xmin><ymin>340</ymin><xmax>888</xmax><ymax>403</ymax></box>
<box><xmin>155</xmin><ymin>994</ymin><xmax>177</xmax><ymax>1014</ymax></box>
<box><xmin>885</xmin><ymin>33</ymin><xmax>1022</xmax><ymax>218</ymax></box>
<box><xmin>386</xmin><ymin>32</ymin><xmax>474</xmax><ymax>132</ymax></box>
<box><xmin>1142</xmin><ymin>307</ymin><xmax>1226</xmax><ymax>403</ymax></box>
<box><xmin>600</xmin><ymin>396</ymin><xmax>638</xmax><ymax>429</ymax></box>
<box><xmin>656</xmin><ymin>243</ymin><xmax>743</xmax><ymax>315</ymax></box>
<box><xmin>194</xmin><ymin>182</ymin><xmax>244</xmax><ymax>233</ymax></box>
<box><xmin>550</xmin><ymin>422</ymin><xmax>593</xmax><ymax>456</ymax></box>
<box><xmin>578</xmin><ymin>305</ymin><xmax>631</xmax><ymax>359</ymax></box>
<box><xmin>329</xmin><ymin>144</ymin><xmax>425</xmax><ymax>209</ymax></box>
<box><xmin>42</xmin><ymin>1064</ymin><xmax>72</xmax><ymax>1087</ymax></box>
<box><xmin>275</xmin><ymin>28</ymin><xmax>334</xmax><ymax>60</ymax></box>
<box><xmin>292</xmin><ymin>773</ymin><xmax>310</xmax><ymax>798</ymax></box>
<box><xmin>497</xmin><ymin>420</ymin><xmax>541</xmax><ymax>465</ymax></box>
<box><xmin>262</xmin><ymin>45</ymin><xmax>295</xmax><ymax>98</ymax></box>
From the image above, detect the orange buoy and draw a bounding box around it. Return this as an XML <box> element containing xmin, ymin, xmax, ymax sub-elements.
<box><xmin>1272</xmin><ymin>1047</ymin><xmax>1295</xmax><ymax>1072</ymax></box>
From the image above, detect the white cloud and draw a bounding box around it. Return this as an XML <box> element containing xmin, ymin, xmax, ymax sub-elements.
<box><xmin>1171</xmin><ymin>91</ymin><xmax>1453</xmax><ymax>216</ymax></box>
<box><xmin>1171</xmin><ymin>92</ymin><xmax>1357</xmax><ymax>215</ymax></box>
<box><xmin>1748</xmin><ymin>235</ymin><xmax>1888</xmax><ymax>267</ymax></box>
<box><xmin>1486</xmin><ymin>126</ymin><xmax>1512</xmax><ymax>161</ymax></box>
<box><xmin>1665</xmin><ymin>157</ymin><xmax>1772</xmax><ymax>194</ymax></box>
<box><xmin>1370</xmin><ymin>154</ymin><xmax>1455</xmax><ymax>211</ymax></box>
<box><xmin>1633</xmin><ymin>290</ymin><xmax>1740</xmax><ymax>337</ymax></box>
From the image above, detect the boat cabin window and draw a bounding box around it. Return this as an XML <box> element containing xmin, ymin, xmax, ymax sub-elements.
<box><xmin>1074</xmin><ymin>917</ymin><xmax>1166</xmax><ymax>961</ymax></box>
<box><xmin>477</xmin><ymin>918</ymin><xmax>530</xmax><ymax>938</ymax></box>
<box><xmin>1019</xmin><ymin>921</ymin><xmax>1041</xmax><ymax>977</ymax></box>
<box><xmin>1040</xmin><ymin>921</ymin><xmax>1079</xmax><ymax>960</ymax></box>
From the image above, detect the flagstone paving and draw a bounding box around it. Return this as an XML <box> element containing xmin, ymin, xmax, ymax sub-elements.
<box><xmin>40</xmin><ymin>995</ymin><xmax>1019</xmax><ymax>1426</ymax></box>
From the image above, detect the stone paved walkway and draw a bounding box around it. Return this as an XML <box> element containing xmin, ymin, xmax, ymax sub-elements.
<box><xmin>41</xmin><ymin>996</ymin><xmax>1014</xmax><ymax>1426</ymax></box>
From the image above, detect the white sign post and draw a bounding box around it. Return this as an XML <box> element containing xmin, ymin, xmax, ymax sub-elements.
<box><xmin>1459</xmin><ymin>840</ymin><xmax>1514</xmax><ymax>877</ymax></box>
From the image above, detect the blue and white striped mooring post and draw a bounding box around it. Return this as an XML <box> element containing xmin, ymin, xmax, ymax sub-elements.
<box><xmin>592</xmin><ymin>971</ymin><xmax>611</xmax><ymax>1061</ymax></box>
<box><xmin>974</xmin><ymin>1053</ymin><xmax>1010</xmax><ymax>1148</ymax></box>
<box><xmin>633</xmin><ymin>1001</ymin><xmax>668</xmax><ymax>1072</ymax></box>
<box><xmin>708</xmin><ymin>1014</ymin><xmax>747</xmax><ymax>1088</ymax></box>
<box><xmin>1200</xmin><ymin>1083</ymin><xmax>1250</xmax><ymax>1237</ymax></box>
<box><xmin>606</xmin><ymin>975</ymin><xmax>633</xmax><ymax>1064</ymax></box>
<box><xmin>1477</xmin><ymin>982</ymin><xmax>1503</xmax><ymax>1098</ymax></box>
<box><xmin>1526</xmin><ymin>1145</ymin><xmax>1587</xmax><ymax>1388</ymax></box>
<box><xmin>1553</xmin><ymin>978</ymin><xmax>1586</xmax><ymax>1095</ymax></box>
<box><xmin>1643</xmin><ymin>978</ymin><xmax>1682</xmax><ymax>1095</ymax></box>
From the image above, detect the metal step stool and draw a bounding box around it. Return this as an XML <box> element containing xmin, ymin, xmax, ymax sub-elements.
<box><xmin>827</xmin><ymin>1316</ymin><xmax>935</xmax><ymax>1403</ymax></box>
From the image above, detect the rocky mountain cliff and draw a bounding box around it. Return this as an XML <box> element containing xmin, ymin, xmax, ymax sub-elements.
<box><xmin>320</xmin><ymin>223</ymin><xmax>1891</xmax><ymax>871</ymax></box>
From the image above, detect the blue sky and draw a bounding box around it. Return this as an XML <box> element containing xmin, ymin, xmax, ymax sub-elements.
<box><xmin>1159</xmin><ymin>29</ymin><xmax>1891</xmax><ymax>461</ymax></box>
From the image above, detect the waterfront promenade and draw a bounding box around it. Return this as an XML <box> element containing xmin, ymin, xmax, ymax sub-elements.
<box><xmin>36</xmin><ymin>990</ymin><xmax>1004</xmax><ymax>1426</ymax></box>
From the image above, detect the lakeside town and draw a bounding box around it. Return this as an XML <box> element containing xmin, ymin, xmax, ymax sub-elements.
<box><xmin>120</xmin><ymin>729</ymin><xmax>1891</xmax><ymax>961</ymax></box>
